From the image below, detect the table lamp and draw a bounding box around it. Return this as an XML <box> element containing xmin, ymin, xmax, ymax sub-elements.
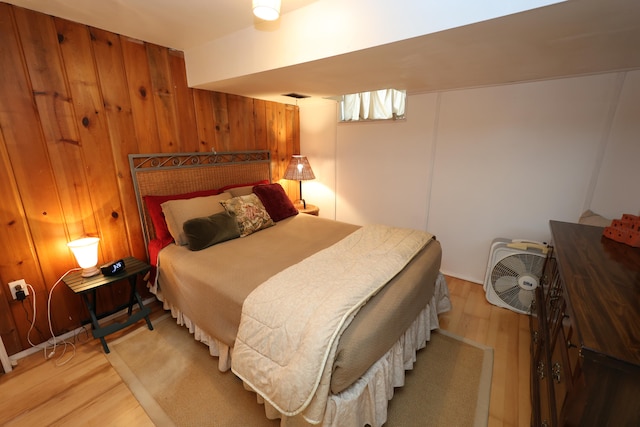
<box><xmin>67</xmin><ymin>237</ymin><xmax>100</xmax><ymax>277</ymax></box>
<box><xmin>283</xmin><ymin>155</ymin><xmax>315</xmax><ymax>209</ymax></box>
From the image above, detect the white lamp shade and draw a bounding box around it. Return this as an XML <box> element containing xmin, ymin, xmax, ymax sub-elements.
<box><xmin>253</xmin><ymin>0</ymin><xmax>281</xmax><ymax>21</ymax></box>
<box><xmin>67</xmin><ymin>237</ymin><xmax>100</xmax><ymax>277</ymax></box>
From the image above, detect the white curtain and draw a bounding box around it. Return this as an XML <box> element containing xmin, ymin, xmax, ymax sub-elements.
<box><xmin>341</xmin><ymin>89</ymin><xmax>406</xmax><ymax>121</ymax></box>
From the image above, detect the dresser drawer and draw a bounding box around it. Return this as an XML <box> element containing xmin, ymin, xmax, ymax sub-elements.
<box><xmin>532</xmin><ymin>340</ymin><xmax>554</xmax><ymax>427</ymax></box>
<box><xmin>561</xmin><ymin>313</ymin><xmax>582</xmax><ymax>386</ymax></box>
<box><xmin>530</xmin><ymin>289</ymin><xmax>544</xmax><ymax>360</ymax></box>
<box><xmin>549</xmin><ymin>326</ymin><xmax>569</xmax><ymax>424</ymax></box>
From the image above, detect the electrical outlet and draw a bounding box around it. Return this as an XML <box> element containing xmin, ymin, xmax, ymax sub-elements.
<box><xmin>9</xmin><ymin>279</ymin><xmax>28</xmax><ymax>300</ymax></box>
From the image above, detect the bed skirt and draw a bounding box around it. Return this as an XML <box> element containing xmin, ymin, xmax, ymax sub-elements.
<box><xmin>151</xmin><ymin>273</ymin><xmax>450</xmax><ymax>426</ymax></box>
<box><xmin>149</xmin><ymin>281</ymin><xmax>234</xmax><ymax>371</ymax></box>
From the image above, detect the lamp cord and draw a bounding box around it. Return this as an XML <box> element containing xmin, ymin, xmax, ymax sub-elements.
<box><xmin>23</xmin><ymin>268</ymin><xmax>82</xmax><ymax>366</ymax></box>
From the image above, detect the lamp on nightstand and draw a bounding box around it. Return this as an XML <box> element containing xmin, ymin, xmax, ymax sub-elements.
<box><xmin>67</xmin><ymin>237</ymin><xmax>100</xmax><ymax>277</ymax></box>
<box><xmin>283</xmin><ymin>155</ymin><xmax>315</xmax><ymax>209</ymax></box>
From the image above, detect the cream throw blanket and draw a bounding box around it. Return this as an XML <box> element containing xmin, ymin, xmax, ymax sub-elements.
<box><xmin>231</xmin><ymin>224</ymin><xmax>434</xmax><ymax>424</ymax></box>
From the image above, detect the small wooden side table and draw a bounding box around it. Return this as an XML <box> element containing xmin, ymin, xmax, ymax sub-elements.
<box><xmin>296</xmin><ymin>203</ymin><xmax>319</xmax><ymax>216</ymax></box>
<box><xmin>63</xmin><ymin>256</ymin><xmax>153</xmax><ymax>353</ymax></box>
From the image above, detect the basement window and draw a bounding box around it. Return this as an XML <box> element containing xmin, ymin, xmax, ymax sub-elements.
<box><xmin>339</xmin><ymin>89</ymin><xmax>406</xmax><ymax>122</ymax></box>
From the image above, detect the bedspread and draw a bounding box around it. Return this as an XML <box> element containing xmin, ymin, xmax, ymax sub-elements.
<box><xmin>231</xmin><ymin>224</ymin><xmax>434</xmax><ymax>424</ymax></box>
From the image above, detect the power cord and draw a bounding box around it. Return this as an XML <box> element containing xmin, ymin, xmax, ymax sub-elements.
<box><xmin>73</xmin><ymin>324</ymin><xmax>92</xmax><ymax>345</ymax></box>
<box><xmin>22</xmin><ymin>268</ymin><xmax>82</xmax><ymax>366</ymax></box>
<box><xmin>45</xmin><ymin>268</ymin><xmax>81</xmax><ymax>365</ymax></box>
<box><xmin>24</xmin><ymin>283</ymin><xmax>41</xmax><ymax>349</ymax></box>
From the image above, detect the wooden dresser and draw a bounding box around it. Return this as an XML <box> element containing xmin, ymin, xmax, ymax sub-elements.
<box><xmin>530</xmin><ymin>221</ymin><xmax>640</xmax><ymax>426</ymax></box>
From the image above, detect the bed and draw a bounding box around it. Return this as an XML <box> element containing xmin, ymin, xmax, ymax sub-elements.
<box><xmin>129</xmin><ymin>150</ymin><xmax>451</xmax><ymax>426</ymax></box>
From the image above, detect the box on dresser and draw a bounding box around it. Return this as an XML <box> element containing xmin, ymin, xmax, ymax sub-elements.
<box><xmin>530</xmin><ymin>221</ymin><xmax>640</xmax><ymax>427</ymax></box>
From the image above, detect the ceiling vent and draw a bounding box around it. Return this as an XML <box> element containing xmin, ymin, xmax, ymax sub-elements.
<box><xmin>282</xmin><ymin>93</ymin><xmax>310</xmax><ymax>99</ymax></box>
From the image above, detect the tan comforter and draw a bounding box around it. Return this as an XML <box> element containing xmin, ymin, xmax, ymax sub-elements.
<box><xmin>231</xmin><ymin>225</ymin><xmax>434</xmax><ymax>423</ymax></box>
<box><xmin>157</xmin><ymin>214</ymin><xmax>358</xmax><ymax>347</ymax></box>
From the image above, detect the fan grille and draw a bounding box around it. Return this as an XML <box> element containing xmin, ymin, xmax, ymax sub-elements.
<box><xmin>490</xmin><ymin>252</ymin><xmax>545</xmax><ymax>313</ymax></box>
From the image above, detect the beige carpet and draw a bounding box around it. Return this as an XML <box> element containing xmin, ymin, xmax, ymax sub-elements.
<box><xmin>106</xmin><ymin>315</ymin><xmax>492</xmax><ymax>427</ymax></box>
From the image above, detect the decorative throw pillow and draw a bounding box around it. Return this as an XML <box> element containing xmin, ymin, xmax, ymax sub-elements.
<box><xmin>143</xmin><ymin>189</ymin><xmax>220</xmax><ymax>240</ymax></box>
<box><xmin>220</xmin><ymin>193</ymin><xmax>275</xmax><ymax>237</ymax></box>
<box><xmin>161</xmin><ymin>193</ymin><xmax>232</xmax><ymax>245</ymax></box>
<box><xmin>183</xmin><ymin>211</ymin><xmax>240</xmax><ymax>251</ymax></box>
<box><xmin>253</xmin><ymin>183</ymin><xmax>298</xmax><ymax>222</ymax></box>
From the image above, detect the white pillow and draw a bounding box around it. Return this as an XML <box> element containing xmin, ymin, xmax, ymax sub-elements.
<box><xmin>161</xmin><ymin>193</ymin><xmax>231</xmax><ymax>245</ymax></box>
<box><xmin>224</xmin><ymin>185</ymin><xmax>256</xmax><ymax>197</ymax></box>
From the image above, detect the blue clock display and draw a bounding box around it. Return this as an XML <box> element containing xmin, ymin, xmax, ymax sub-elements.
<box><xmin>100</xmin><ymin>259</ymin><xmax>125</xmax><ymax>276</ymax></box>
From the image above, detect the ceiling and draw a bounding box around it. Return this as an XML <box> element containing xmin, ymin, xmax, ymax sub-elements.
<box><xmin>4</xmin><ymin>0</ymin><xmax>640</xmax><ymax>103</ymax></box>
<box><xmin>3</xmin><ymin>0</ymin><xmax>320</xmax><ymax>50</ymax></box>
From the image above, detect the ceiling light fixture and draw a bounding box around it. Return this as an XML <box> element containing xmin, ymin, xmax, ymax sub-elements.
<box><xmin>253</xmin><ymin>0</ymin><xmax>281</xmax><ymax>21</ymax></box>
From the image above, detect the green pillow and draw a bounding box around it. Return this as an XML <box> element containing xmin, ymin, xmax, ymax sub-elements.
<box><xmin>183</xmin><ymin>211</ymin><xmax>240</xmax><ymax>251</ymax></box>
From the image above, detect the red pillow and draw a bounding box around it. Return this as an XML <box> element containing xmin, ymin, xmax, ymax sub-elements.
<box><xmin>143</xmin><ymin>189</ymin><xmax>221</xmax><ymax>240</ymax></box>
<box><xmin>252</xmin><ymin>183</ymin><xmax>299</xmax><ymax>222</ymax></box>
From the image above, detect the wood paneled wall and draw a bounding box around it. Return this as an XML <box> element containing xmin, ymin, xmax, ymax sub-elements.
<box><xmin>0</xmin><ymin>4</ymin><xmax>300</xmax><ymax>358</ymax></box>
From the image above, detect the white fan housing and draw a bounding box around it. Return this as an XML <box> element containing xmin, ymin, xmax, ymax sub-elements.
<box><xmin>483</xmin><ymin>238</ymin><xmax>548</xmax><ymax>314</ymax></box>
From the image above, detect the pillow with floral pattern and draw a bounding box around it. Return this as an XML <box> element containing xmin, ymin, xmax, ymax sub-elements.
<box><xmin>220</xmin><ymin>193</ymin><xmax>274</xmax><ymax>237</ymax></box>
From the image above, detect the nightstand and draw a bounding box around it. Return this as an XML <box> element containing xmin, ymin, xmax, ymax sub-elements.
<box><xmin>296</xmin><ymin>203</ymin><xmax>319</xmax><ymax>216</ymax></box>
<box><xmin>63</xmin><ymin>256</ymin><xmax>153</xmax><ymax>353</ymax></box>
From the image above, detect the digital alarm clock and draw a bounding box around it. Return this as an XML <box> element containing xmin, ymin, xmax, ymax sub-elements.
<box><xmin>100</xmin><ymin>259</ymin><xmax>126</xmax><ymax>276</ymax></box>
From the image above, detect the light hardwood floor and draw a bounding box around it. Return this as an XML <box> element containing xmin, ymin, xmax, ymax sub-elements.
<box><xmin>439</xmin><ymin>276</ymin><xmax>531</xmax><ymax>427</ymax></box>
<box><xmin>0</xmin><ymin>275</ymin><xmax>530</xmax><ymax>426</ymax></box>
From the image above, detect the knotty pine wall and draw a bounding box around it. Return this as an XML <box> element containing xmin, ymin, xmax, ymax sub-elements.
<box><xmin>0</xmin><ymin>3</ymin><xmax>300</xmax><ymax>358</ymax></box>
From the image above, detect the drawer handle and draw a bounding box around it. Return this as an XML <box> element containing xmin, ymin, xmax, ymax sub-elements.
<box><xmin>537</xmin><ymin>361</ymin><xmax>545</xmax><ymax>380</ymax></box>
<box><xmin>552</xmin><ymin>362</ymin><xmax>562</xmax><ymax>383</ymax></box>
<box><xmin>567</xmin><ymin>339</ymin><xmax>576</xmax><ymax>349</ymax></box>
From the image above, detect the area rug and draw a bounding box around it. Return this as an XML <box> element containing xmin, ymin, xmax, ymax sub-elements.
<box><xmin>106</xmin><ymin>315</ymin><xmax>493</xmax><ymax>426</ymax></box>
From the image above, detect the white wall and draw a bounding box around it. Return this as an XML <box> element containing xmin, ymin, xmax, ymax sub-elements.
<box><xmin>334</xmin><ymin>94</ymin><xmax>439</xmax><ymax>230</ymax></box>
<box><xmin>298</xmin><ymin>101</ymin><xmax>339</xmax><ymax>218</ymax></box>
<box><xmin>300</xmin><ymin>70</ymin><xmax>640</xmax><ymax>284</ymax></box>
<box><xmin>589</xmin><ymin>71</ymin><xmax>640</xmax><ymax>218</ymax></box>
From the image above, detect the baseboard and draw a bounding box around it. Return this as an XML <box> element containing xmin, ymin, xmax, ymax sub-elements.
<box><xmin>7</xmin><ymin>297</ymin><xmax>157</xmax><ymax>366</ymax></box>
<box><xmin>439</xmin><ymin>269</ymin><xmax>484</xmax><ymax>285</ymax></box>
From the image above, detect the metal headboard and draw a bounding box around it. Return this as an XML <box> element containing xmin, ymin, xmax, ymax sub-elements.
<box><xmin>128</xmin><ymin>150</ymin><xmax>271</xmax><ymax>254</ymax></box>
